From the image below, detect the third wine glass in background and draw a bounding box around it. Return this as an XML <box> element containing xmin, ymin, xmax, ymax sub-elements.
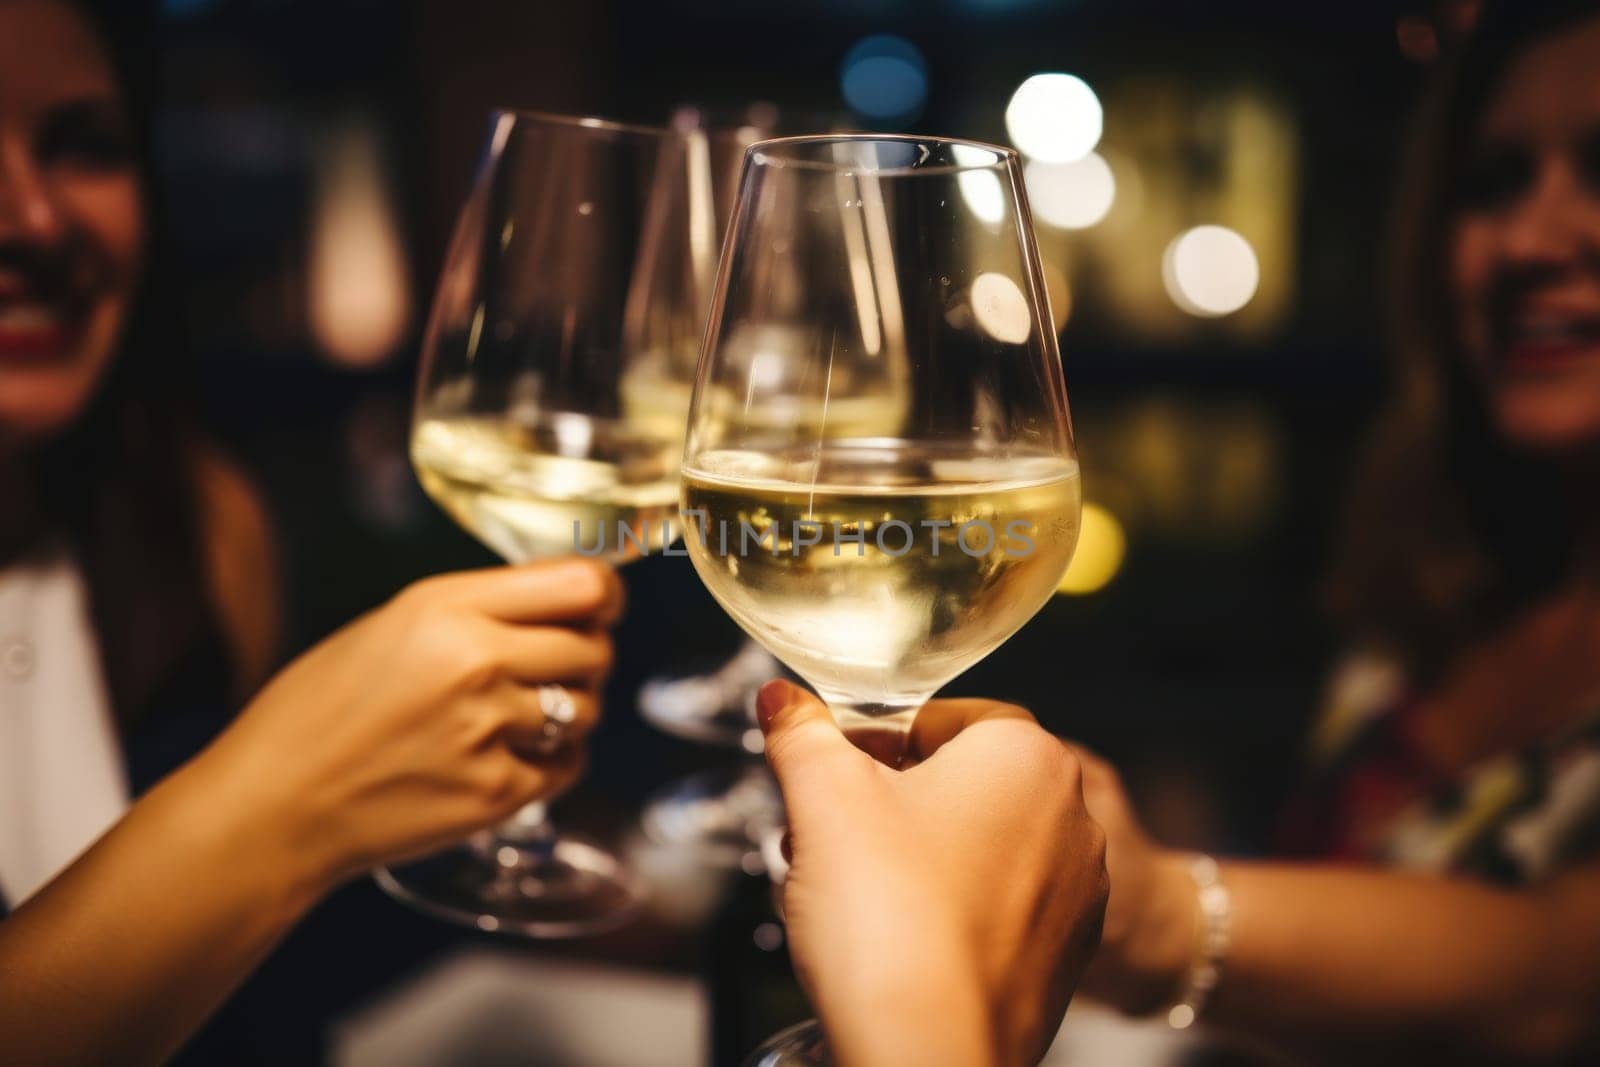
<box><xmin>634</xmin><ymin>106</ymin><xmax>792</xmax><ymax>872</ymax></box>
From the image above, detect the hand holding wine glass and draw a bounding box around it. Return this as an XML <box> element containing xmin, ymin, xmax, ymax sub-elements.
<box><xmin>201</xmin><ymin>560</ymin><xmax>622</xmax><ymax>886</ymax></box>
<box><xmin>756</xmin><ymin>680</ymin><xmax>1109</xmax><ymax>1067</ymax></box>
<box><xmin>0</xmin><ymin>560</ymin><xmax>620</xmax><ymax>1067</ymax></box>
<box><xmin>386</xmin><ymin>110</ymin><xmax>721</xmax><ymax>935</ymax></box>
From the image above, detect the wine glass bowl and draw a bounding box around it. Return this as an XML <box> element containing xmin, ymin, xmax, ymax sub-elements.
<box><xmin>380</xmin><ymin>110</ymin><xmax>720</xmax><ymax>937</ymax></box>
<box><xmin>683</xmin><ymin>134</ymin><xmax>1079</xmax><ymax>745</ymax></box>
<box><xmin>411</xmin><ymin>111</ymin><xmax>713</xmax><ymax>566</ymax></box>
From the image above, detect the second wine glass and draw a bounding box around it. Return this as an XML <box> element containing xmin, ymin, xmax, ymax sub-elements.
<box><xmin>375</xmin><ymin>110</ymin><xmax>719</xmax><ymax>937</ymax></box>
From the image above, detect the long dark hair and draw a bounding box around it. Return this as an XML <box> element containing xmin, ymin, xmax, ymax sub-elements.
<box><xmin>1328</xmin><ymin>1</ymin><xmax>1599</xmax><ymax>681</ymax></box>
<box><xmin>10</xmin><ymin>0</ymin><xmax>224</xmax><ymax>729</ymax></box>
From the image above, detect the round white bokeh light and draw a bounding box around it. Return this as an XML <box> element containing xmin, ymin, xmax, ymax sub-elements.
<box><xmin>953</xmin><ymin>143</ymin><xmax>1007</xmax><ymax>225</ymax></box>
<box><xmin>1162</xmin><ymin>225</ymin><xmax>1260</xmax><ymax>317</ymax></box>
<box><xmin>1024</xmin><ymin>153</ymin><xmax>1115</xmax><ymax>230</ymax></box>
<box><xmin>970</xmin><ymin>272</ymin><xmax>1033</xmax><ymax>344</ymax></box>
<box><xmin>1006</xmin><ymin>73</ymin><xmax>1102</xmax><ymax>163</ymax></box>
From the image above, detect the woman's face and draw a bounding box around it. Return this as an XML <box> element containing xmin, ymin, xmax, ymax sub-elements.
<box><xmin>0</xmin><ymin>0</ymin><xmax>142</xmax><ymax>441</ymax></box>
<box><xmin>1452</xmin><ymin>17</ymin><xmax>1600</xmax><ymax>454</ymax></box>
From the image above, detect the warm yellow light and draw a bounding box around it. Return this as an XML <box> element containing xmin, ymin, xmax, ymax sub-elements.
<box><xmin>1057</xmin><ymin>502</ymin><xmax>1126</xmax><ymax>595</ymax></box>
<box><xmin>953</xmin><ymin>143</ymin><xmax>1006</xmax><ymax>225</ymax></box>
<box><xmin>1025</xmin><ymin>153</ymin><xmax>1115</xmax><ymax>230</ymax></box>
<box><xmin>1006</xmin><ymin>73</ymin><xmax>1102</xmax><ymax>163</ymax></box>
<box><xmin>1162</xmin><ymin>225</ymin><xmax>1259</xmax><ymax>318</ymax></box>
<box><xmin>1038</xmin><ymin>257</ymin><xmax>1072</xmax><ymax>332</ymax></box>
<box><xmin>308</xmin><ymin>120</ymin><xmax>411</xmax><ymax>366</ymax></box>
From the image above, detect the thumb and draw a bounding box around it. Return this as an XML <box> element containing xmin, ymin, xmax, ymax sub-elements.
<box><xmin>755</xmin><ymin>679</ymin><xmax>853</xmax><ymax>786</ymax></box>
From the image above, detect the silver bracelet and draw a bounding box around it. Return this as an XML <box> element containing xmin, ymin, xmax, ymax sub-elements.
<box><xmin>1166</xmin><ymin>854</ymin><xmax>1231</xmax><ymax>1030</ymax></box>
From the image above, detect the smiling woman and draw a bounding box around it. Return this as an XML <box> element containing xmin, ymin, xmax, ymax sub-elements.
<box><xmin>1451</xmin><ymin>17</ymin><xmax>1600</xmax><ymax>449</ymax></box>
<box><xmin>0</xmin><ymin>0</ymin><xmax>272</xmax><ymax>728</ymax></box>
<box><xmin>1331</xmin><ymin>0</ymin><xmax>1600</xmax><ymax>674</ymax></box>
<box><xmin>0</xmin><ymin>13</ymin><xmax>640</xmax><ymax>1063</ymax></box>
<box><xmin>0</xmin><ymin>3</ymin><xmax>143</xmax><ymax>436</ymax></box>
<box><xmin>1074</xmin><ymin>4</ymin><xmax>1600</xmax><ymax>1060</ymax></box>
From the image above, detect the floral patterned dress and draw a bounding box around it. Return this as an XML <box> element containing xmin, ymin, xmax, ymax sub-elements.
<box><xmin>1278</xmin><ymin>653</ymin><xmax>1600</xmax><ymax>884</ymax></box>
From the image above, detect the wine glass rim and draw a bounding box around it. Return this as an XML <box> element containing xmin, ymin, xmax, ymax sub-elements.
<box><xmin>745</xmin><ymin>133</ymin><xmax>1018</xmax><ymax>175</ymax></box>
<box><xmin>489</xmin><ymin>108</ymin><xmax>675</xmax><ymax>141</ymax></box>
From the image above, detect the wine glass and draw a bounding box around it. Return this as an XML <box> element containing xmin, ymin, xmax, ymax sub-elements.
<box><xmin>633</xmin><ymin>106</ymin><xmax>792</xmax><ymax>870</ymax></box>
<box><xmin>374</xmin><ymin>110</ymin><xmax>718</xmax><ymax>937</ymax></box>
<box><xmin>679</xmin><ymin>134</ymin><xmax>1079</xmax><ymax>1062</ymax></box>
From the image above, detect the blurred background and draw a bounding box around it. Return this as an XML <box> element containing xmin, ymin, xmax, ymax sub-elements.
<box><xmin>142</xmin><ymin>0</ymin><xmax>1467</xmax><ymax>1060</ymax></box>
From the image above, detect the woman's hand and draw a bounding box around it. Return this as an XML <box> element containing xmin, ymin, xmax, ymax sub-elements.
<box><xmin>1075</xmin><ymin>747</ymin><xmax>1600</xmax><ymax>1059</ymax></box>
<box><xmin>1072</xmin><ymin>748</ymin><xmax>1196</xmax><ymax>1016</ymax></box>
<box><xmin>187</xmin><ymin>558</ymin><xmax>623</xmax><ymax>896</ymax></box>
<box><xmin>757</xmin><ymin>680</ymin><xmax>1109</xmax><ymax>1067</ymax></box>
<box><xmin>0</xmin><ymin>559</ymin><xmax>622</xmax><ymax>1067</ymax></box>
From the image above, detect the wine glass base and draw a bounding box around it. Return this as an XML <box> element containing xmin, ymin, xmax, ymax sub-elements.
<box><xmin>639</xmin><ymin>694</ymin><xmax>763</xmax><ymax>749</ymax></box>
<box><xmin>744</xmin><ymin>1019</ymin><xmax>830</xmax><ymax>1066</ymax></box>
<box><xmin>637</xmin><ymin>642</ymin><xmax>781</xmax><ymax>749</ymax></box>
<box><xmin>374</xmin><ymin>832</ymin><xmax>645</xmax><ymax>938</ymax></box>
<box><xmin>639</xmin><ymin>764</ymin><xmax>784</xmax><ymax>871</ymax></box>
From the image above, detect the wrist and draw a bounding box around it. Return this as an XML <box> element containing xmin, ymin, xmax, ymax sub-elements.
<box><xmin>807</xmin><ymin>935</ymin><xmax>1003</xmax><ymax>1067</ymax></box>
<box><xmin>169</xmin><ymin>739</ymin><xmax>340</xmax><ymax>915</ymax></box>
<box><xmin>1117</xmin><ymin>850</ymin><xmax>1201</xmax><ymax>1014</ymax></box>
<box><xmin>826</xmin><ymin>980</ymin><xmax>1000</xmax><ymax>1067</ymax></box>
<box><xmin>1162</xmin><ymin>855</ymin><xmax>1231</xmax><ymax>1030</ymax></box>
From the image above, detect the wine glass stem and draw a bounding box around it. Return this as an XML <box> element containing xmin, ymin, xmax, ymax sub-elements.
<box><xmin>479</xmin><ymin>553</ymin><xmax>613</xmax><ymax>859</ymax></box>
<box><xmin>826</xmin><ymin>701</ymin><xmax>919</xmax><ymax>768</ymax></box>
<box><xmin>497</xmin><ymin>801</ymin><xmax>557</xmax><ymax>857</ymax></box>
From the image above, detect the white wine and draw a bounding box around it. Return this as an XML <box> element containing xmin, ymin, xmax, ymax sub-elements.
<box><xmin>619</xmin><ymin>349</ymin><xmax>698</xmax><ymax>444</ymax></box>
<box><xmin>619</xmin><ymin>322</ymin><xmax>911</xmax><ymax>452</ymax></box>
<box><xmin>620</xmin><ymin>355</ymin><xmax>908</xmax><ymax>444</ymax></box>
<box><xmin>413</xmin><ymin>415</ymin><xmax>681</xmax><ymax>563</ymax></box>
<box><xmin>681</xmin><ymin>440</ymin><xmax>1080</xmax><ymax>721</ymax></box>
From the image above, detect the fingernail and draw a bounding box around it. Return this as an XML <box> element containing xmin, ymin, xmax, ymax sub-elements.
<box><xmin>756</xmin><ymin>679</ymin><xmax>800</xmax><ymax>731</ymax></box>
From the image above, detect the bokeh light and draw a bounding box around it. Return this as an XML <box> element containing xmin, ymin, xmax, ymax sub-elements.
<box><xmin>1057</xmin><ymin>502</ymin><xmax>1126</xmax><ymax>595</ymax></box>
<box><xmin>1006</xmin><ymin>73</ymin><xmax>1102</xmax><ymax>163</ymax></box>
<box><xmin>1024</xmin><ymin>153</ymin><xmax>1115</xmax><ymax>230</ymax></box>
<box><xmin>307</xmin><ymin>120</ymin><xmax>411</xmax><ymax>366</ymax></box>
<box><xmin>952</xmin><ymin>143</ymin><xmax>1006</xmax><ymax>225</ymax></box>
<box><xmin>839</xmin><ymin>35</ymin><xmax>928</xmax><ymax>125</ymax></box>
<box><xmin>970</xmin><ymin>272</ymin><xmax>1032</xmax><ymax>344</ymax></box>
<box><xmin>162</xmin><ymin>0</ymin><xmax>220</xmax><ymax>16</ymax></box>
<box><xmin>1162</xmin><ymin>225</ymin><xmax>1260</xmax><ymax>318</ymax></box>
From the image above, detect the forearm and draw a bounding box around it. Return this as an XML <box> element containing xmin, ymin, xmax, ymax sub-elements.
<box><xmin>1205</xmin><ymin>861</ymin><xmax>1600</xmax><ymax>1060</ymax></box>
<box><xmin>0</xmin><ymin>753</ymin><xmax>327</xmax><ymax>1066</ymax></box>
